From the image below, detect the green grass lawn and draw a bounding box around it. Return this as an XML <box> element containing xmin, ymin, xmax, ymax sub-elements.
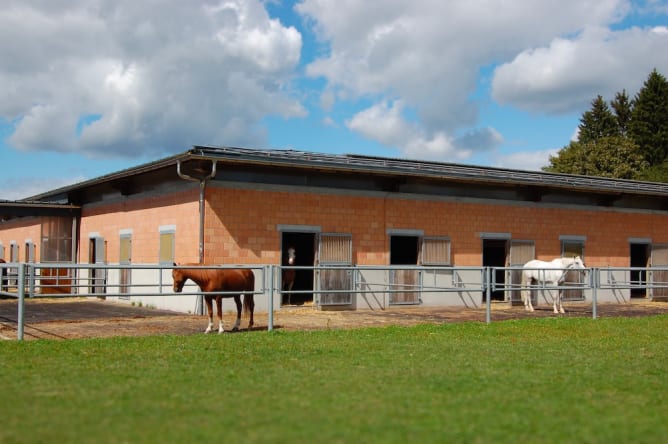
<box><xmin>1</xmin><ymin>316</ymin><xmax>667</xmax><ymax>443</ymax></box>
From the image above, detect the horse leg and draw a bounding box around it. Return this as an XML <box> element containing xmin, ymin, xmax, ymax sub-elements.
<box><xmin>204</xmin><ymin>295</ymin><xmax>214</xmax><ymax>334</ymax></box>
<box><xmin>556</xmin><ymin>290</ymin><xmax>565</xmax><ymax>314</ymax></box>
<box><xmin>522</xmin><ymin>277</ymin><xmax>534</xmax><ymax>312</ymax></box>
<box><xmin>216</xmin><ymin>296</ymin><xmax>224</xmax><ymax>334</ymax></box>
<box><xmin>287</xmin><ymin>279</ymin><xmax>294</xmax><ymax>305</ymax></box>
<box><xmin>247</xmin><ymin>293</ymin><xmax>254</xmax><ymax>330</ymax></box>
<box><xmin>232</xmin><ymin>295</ymin><xmax>242</xmax><ymax>331</ymax></box>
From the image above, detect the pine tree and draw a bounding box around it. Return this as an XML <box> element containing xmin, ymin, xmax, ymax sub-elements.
<box><xmin>610</xmin><ymin>90</ymin><xmax>632</xmax><ymax>136</ymax></box>
<box><xmin>628</xmin><ymin>69</ymin><xmax>668</xmax><ymax>166</ymax></box>
<box><xmin>577</xmin><ymin>95</ymin><xmax>618</xmax><ymax>144</ymax></box>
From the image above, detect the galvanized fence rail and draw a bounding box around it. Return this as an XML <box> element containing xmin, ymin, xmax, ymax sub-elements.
<box><xmin>2</xmin><ymin>262</ymin><xmax>667</xmax><ymax>341</ymax></box>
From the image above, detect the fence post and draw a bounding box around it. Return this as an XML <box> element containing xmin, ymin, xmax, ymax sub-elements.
<box><xmin>17</xmin><ymin>263</ymin><xmax>25</xmax><ymax>341</ymax></box>
<box><xmin>268</xmin><ymin>265</ymin><xmax>274</xmax><ymax>331</ymax></box>
<box><xmin>592</xmin><ymin>268</ymin><xmax>598</xmax><ymax>320</ymax></box>
<box><xmin>485</xmin><ymin>267</ymin><xmax>491</xmax><ymax>324</ymax></box>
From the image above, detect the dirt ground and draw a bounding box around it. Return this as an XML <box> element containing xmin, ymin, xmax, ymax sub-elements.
<box><xmin>1</xmin><ymin>297</ymin><xmax>668</xmax><ymax>340</ymax></box>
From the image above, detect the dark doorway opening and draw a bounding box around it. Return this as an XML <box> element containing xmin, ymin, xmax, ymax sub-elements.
<box><xmin>630</xmin><ymin>243</ymin><xmax>650</xmax><ymax>298</ymax></box>
<box><xmin>483</xmin><ymin>239</ymin><xmax>507</xmax><ymax>302</ymax></box>
<box><xmin>390</xmin><ymin>236</ymin><xmax>419</xmax><ymax>265</ymax></box>
<box><xmin>281</xmin><ymin>232</ymin><xmax>316</xmax><ymax>305</ymax></box>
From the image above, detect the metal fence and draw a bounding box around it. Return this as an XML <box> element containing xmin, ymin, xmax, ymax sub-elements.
<box><xmin>2</xmin><ymin>262</ymin><xmax>667</xmax><ymax>341</ymax></box>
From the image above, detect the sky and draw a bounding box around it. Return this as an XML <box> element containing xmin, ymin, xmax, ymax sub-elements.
<box><xmin>1</xmin><ymin>0</ymin><xmax>667</xmax><ymax>200</ymax></box>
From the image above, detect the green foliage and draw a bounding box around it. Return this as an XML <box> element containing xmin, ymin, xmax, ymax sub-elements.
<box><xmin>578</xmin><ymin>95</ymin><xmax>619</xmax><ymax>143</ymax></box>
<box><xmin>611</xmin><ymin>90</ymin><xmax>632</xmax><ymax>136</ymax></box>
<box><xmin>635</xmin><ymin>160</ymin><xmax>668</xmax><ymax>183</ymax></box>
<box><xmin>2</xmin><ymin>316</ymin><xmax>668</xmax><ymax>443</ymax></box>
<box><xmin>544</xmin><ymin>136</ymin><xmax>648</xmax><ymax>179</ymax></box>
<box><xmin>629</xmin><ymin>69</ymin><xmax>668</xmax><ymax>166</ymax></box>
<box><xmin>547</xmin><ymin>70</ymin><xmax>668</xmax><ymax>182</ymax></box>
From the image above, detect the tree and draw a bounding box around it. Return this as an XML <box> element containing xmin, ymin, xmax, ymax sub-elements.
<box><xmin>610</xmin><ymin>90</ymin><xmax>632</xmax><ymax>136</ymax></box>
<box><xmin>544</xmin><ymin>136</ymin><xmax>648</xmax><ymax>179</ymax></box>
<box><xmin>628</xmin><ymin>69</ymin><xmax>668</xmax><ymax>166</ymax></box>
<box><xmin>635</xmin><ymin>161</ymin><xmax>668</xmax><ymax>183</ymax></box>
<box><xmin>577</xmin><ymin>95</ymin><xmax>619</xmax><ymax>144</ymax></box>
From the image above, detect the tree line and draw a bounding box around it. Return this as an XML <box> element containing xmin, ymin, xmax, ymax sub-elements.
<box><xmin>544</xmin><ymin>69</ymin><xmax>668</xmax><ymax>182</ymax></box>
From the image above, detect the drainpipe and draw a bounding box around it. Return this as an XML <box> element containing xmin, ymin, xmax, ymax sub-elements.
<box><xmin>177</xmin><ymin>159</ymin><xmax>217</xmax><ymax>316</ymax></box>
<box><xmin>176</xmin><ymin>159</ymin><xmax>217</xmax><ymax>264</ymax></box>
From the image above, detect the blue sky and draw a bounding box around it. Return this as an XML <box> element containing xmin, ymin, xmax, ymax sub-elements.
<box><xmin>1</xmin><ymin>0</ymin><xmax>667</xmax><ymax>200</ymax></box>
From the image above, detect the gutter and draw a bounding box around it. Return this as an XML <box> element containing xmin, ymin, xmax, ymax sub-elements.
<box><xmin>176</xmin><ymin>159</ymin><xmax>217</xmax><ymax>264</ymax></box>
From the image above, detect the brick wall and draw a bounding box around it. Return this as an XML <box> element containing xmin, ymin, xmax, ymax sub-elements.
<box><xmin>79</xmin><ymin>189</ymin><xmax>200</xmax><ymax>264</ymax></box>
<box><xmin>0</xmin><ymin>217</ymin><xmax>42</xmax><ymax>261</ymax></box>
<box><xmin>3</xmin><ymin>184</ymin><xmax>667</xmax><ymax>267</ymax></box>
<box><xmin>204</xmin><ymin>186</ymin><xmax>668</xmax><ymax>267</ymax></box>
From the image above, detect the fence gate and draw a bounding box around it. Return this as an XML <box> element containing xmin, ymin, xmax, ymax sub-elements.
<box><xmin>650</xmin><ymin>244</ymin><xmax>668</xmax><ymax>301</ymax></box>
<box><xmin>508</xmin><ymin>240</ymin><xmax>535</xmax><ymax>305</ymax></box>
<box><xmin>316</xmin><ymin>233</ymin><xmax>354</xmax><ymax>306</ymax></box>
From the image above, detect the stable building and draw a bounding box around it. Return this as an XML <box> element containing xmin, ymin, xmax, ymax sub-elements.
<box><xmin>1</xmin><ymin>145</ymin><xmax>667</xmax><ymax>311</ymax></box>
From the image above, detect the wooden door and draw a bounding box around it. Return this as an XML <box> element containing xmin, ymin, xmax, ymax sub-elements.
<box><xmin>509</xmin><ymin>241</ymin><xmax>535</xmax><ymax>305</ymax></box>
<box><xmin>650</xmin><ymin>245</ymin><xmax>668</xmax><ymax>301</ymax></box>
<box><xmin>317</xmin><ymin>233</ymin><xmax>353</xmax><ymax>306</ymax></box>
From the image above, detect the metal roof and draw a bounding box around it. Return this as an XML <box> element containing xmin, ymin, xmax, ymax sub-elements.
<box><xmin>189</xmin><ymin>145</ymin><xmax>668</xmax><ymax>197</ymax></box>
<box><xmin>21</xmin><ymin>145</ymin><xmax>668</xmax><ymax>202</ymax></box>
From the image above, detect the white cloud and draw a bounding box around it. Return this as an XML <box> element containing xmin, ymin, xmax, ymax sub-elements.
<box><xmin>346</xmin><ymin>100</ymin><xmax>502</xmax><ymax>161</ymax></box>
<box><xmin>296</xmin><ymin>0</ymin><xmax>667</xmax><ymax>162</ymax></box>
<box><xmin>493</xmin><ymin>149</ymin><xmax>559</xmax><ymax>172</ymax></box>
<box><xmin>0</xmin><ymin>0</ymin><xmax>304</xmax><ymax>158</ymax></box>
<box><xmin>491</xmin><ymin>25</ymin><xmax>668</xmax><ymax>113</ymax></box>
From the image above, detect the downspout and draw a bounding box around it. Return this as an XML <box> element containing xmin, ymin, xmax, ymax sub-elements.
<box><xmin>176</xmin><ymin>159</ymin><xmax>217</xmax><ymax>264</ymax></box>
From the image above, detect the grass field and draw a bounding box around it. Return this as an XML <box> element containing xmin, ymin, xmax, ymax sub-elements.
<box><xmin>1</xmin><ymin>315</ymin><xmax>667</xmax><ymax>443</ymax></box>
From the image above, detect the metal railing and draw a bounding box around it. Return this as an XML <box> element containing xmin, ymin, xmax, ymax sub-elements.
<box><xmin>2</xmin><ymin>262</ymin><xmax>667</xmax><ymax>340</ymax></box>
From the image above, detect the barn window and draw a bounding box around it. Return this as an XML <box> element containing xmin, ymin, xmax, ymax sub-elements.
<box><xmin>421</xmin><ymin>237</ymin><xmax>451</xmax><ymax>266</ymax></box>
<box><xmin>119</xmin><ymin>230</ymin><xmax>132</xmax><ymax>298</ymax></box>
<box><xmin>0</xmin><ymin>243</ymin><xmax>5</xmax><ymax>261</ymax></box>
<box><xmin>10</xmin><ymin>242</ymin><xmax>19</xmax><ymax>262</ymax></box>
<box><xmin>319</xmin><ymin>233</ymin><xmax>352</xmax><ymax>264</ymax></box>
<box><xmin>24</xmin><ymin>241</ymin><xmax>35</xmax><ymax>263</ymax></box>
<box><xmin>560</xmin><ymin>236</ymin><xmax>585</xmax><ymax>259</ymax></box>
<box><xmin>158</xmin><ymin>226</ymin><xmax>176</xmax><ymax>264</ymax></box>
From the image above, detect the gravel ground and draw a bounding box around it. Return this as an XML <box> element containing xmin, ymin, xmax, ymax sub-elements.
<box><xmin>1</xmin><ymin>297</ymin><xmax>667</xmax><ymax>340</ymax></box>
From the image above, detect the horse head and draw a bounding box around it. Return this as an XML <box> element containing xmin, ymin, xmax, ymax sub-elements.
<box><xmin>172</xmin><ymin>263</ymin><xmax>186</xmax><ymax>292</ymax></box>
<box><xmin>287</xmin><ymin>247</ymin><xmax>296</xmax><ymax>265</ymax></box>
<box><xmin>571</xmin><ymin>256</ymin><xmax>585</xmax><ymax>270</ymax></box>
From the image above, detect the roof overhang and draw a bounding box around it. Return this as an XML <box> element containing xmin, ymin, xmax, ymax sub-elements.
<box><xmin>1</xmin><ymin>200</ymin><xmax>81</xmax><ymax>221</ymax></box>
<box><xmin>13</xmin><ymin>145</ymin><xmax>668</xmax><ymax>208</ymax></box>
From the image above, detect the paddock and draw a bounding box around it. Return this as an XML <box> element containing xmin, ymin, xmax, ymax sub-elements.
<box><xmin>2</xmin><ymin>261</ymin><xmax>668</xmax><ymax>340</ymax></box>
<box><xmin>2</xmin><ymin>297</ymin><xmax>668</xmax><ymax>341</ymax></box>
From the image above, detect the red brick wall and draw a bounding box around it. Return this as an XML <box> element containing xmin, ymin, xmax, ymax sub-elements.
<box><xmin>79</xmin><ymin>190</ymin><xmax>200</xmax><ymax>264</ymax></box>
<box><xmin>3</xmin><ymin>185</ymin><xmax>667</xmax><ymax>268</ymax></box>
<box><xmin>204</xmin><ymin>186</ymin><xmax>668</xmax><ymax>267</ymax></box>
<box><xmin>0</xmin><ymin>218</ymin><xmax>42</xmax><ymax>261</ymax></box>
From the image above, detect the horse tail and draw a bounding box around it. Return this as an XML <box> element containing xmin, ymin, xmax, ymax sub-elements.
<box><xmin>242</xmin><ymin>269</ymin><xmax>255</xmax><ymax>316</ymax></box>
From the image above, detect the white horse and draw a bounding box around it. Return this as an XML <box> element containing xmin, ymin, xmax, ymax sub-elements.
<box><xmin>521</xmin><ymin>256</ymin><xmax>585</xmax><ymax>313</ymax></box>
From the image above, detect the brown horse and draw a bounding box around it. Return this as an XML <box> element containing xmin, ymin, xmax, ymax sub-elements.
<box><xmin>172</xmin><ymin>264</ymin><xmax>255</xmax><ymax>334</ymax></box>
<box><xmin>282</xmin><ymin>247</ymin><xmax>296</xmax><ymax>303</ymax></box>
